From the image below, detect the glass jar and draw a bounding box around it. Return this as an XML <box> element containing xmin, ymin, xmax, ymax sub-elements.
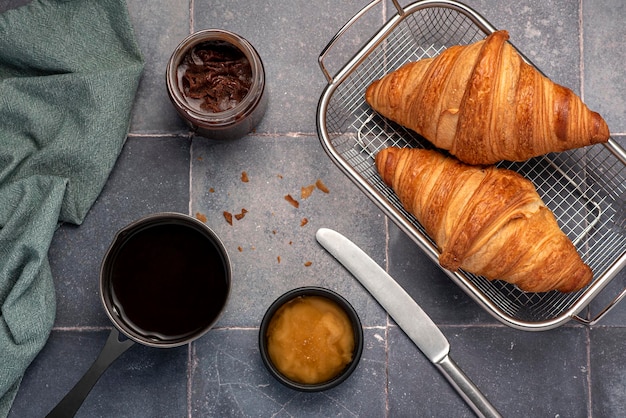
<box><xmin>166</xmin><ymin>29</ymin><xmax>267</xmax><ymax>140</ymax></box>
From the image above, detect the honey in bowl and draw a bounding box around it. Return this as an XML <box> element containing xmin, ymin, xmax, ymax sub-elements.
<box><xmin>265</xmin><ymin>295</ymin><xmax>355</xmax><ymax>385</ymax></box>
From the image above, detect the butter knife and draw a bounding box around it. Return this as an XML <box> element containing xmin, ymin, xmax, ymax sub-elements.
<box><xmin>316</xmin><ymin>228</ymin><xmax>502</xmax><ymax>418</ymax></box>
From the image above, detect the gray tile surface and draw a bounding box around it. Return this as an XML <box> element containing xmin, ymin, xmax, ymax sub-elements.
<box><xmin>190</xmin><ymin>136</ymin><xmax>388</xmax><ymax>328</ymax></box>
<box><xmin>126</xmin><ymin>0</ymin><xmax>190</xmax><ymax>134</ymax></box>
<box><xmin>191</xmin><ymin>328</ymin><xmax>387</xmax><ymax>417</ymax></box>
<box><xmin>389</xmin><ymin>325</ymin><xmax>589</xmax><ymax>417</ymax></box>
<box><xmin>582</xmin><ymin>0</ymin><xmax>626</xmax><ymax>133</ymax></box>
<box><xmin>9</xmin><ymin>330</ymin><xmax>188</xmax><ymax>417</ymax></box>
<box><xmin>590</xmin><ymin>327</ymin><xmax>626</xmax><ymax>417</ymax></box>
<box><xmin>6</xmin><ymin>0</ymin><xmax>626</xmax><ymax>417</ymax></box>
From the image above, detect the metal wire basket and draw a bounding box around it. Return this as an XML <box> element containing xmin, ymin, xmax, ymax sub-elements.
<box><xmin>316</xmin><ymin>0</ymin><xmax>626</xmax><ymax>330</ymax></box>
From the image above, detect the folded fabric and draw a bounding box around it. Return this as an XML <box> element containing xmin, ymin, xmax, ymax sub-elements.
<box><xmin>0</xmin><ymin>0</ymin><xmax>144</xmax><ymax>415</ymax></box>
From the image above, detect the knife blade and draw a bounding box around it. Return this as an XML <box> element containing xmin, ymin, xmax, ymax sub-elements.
<box><xmin>316</xmin><ymin>228</ymin><xmax>501</xmax><ymax>418</ymax></box>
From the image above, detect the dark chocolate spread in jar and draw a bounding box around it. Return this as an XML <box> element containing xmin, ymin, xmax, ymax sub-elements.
<box><xmin>179</xmin><ymin>41</ymin><xmax>253</xmax><ymax>113</ymax></box>
<box><xmin>166</xmin><ymin>29</ymin><xmax>267</xmax><ymax>140</ymax></box>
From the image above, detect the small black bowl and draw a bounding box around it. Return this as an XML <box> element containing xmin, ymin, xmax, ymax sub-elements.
<box><xmin>259</xmin><ymin>286</ymin><xmax>363</xmax><ymax>392</ymax></box>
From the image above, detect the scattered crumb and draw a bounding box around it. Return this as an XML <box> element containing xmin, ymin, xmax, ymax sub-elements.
<box><xmin>238</xmin><ymin>246</ymin><xmax>243</xmax><ymax>252</ymax></box>
<box><xmin>301</xmin><ymin>184</ymin><xmax>315</xmax><ymax>199</ymax></box>
<box><xmin>277</xmin><ymin>174</ymin><xmax>283</xmax><ymax>179</ymax></box>
<box><xmin>241</xmin><ymin>171</ymin><xmax>249</xmax><ymax>183</ymax></box>
<box><xmin>316</xmin><ymin>179</ymin><xmax>329</xmax><ymax>193</ymax></box>
<box><xmin>304</xmin><ymin>261</ymin><xmax>312</xmax><ymax>267</ymax></box>
<box><xmin>197</xmin><ymin>156</ymin><xmax>203</xmax><ymax>161</ymax></box>
<box><xmin>284</xmin><ymin>194</ymin><xmax>299</xmax><ymax>208</ymax></box>
<box><xmin>277</xmin><ymin>256</ymin><xmax>281</xmax><ymax>264</ymax></box>
<box><xmin>195</xmin><ymin>212</ymin><xmax>207</xmax><ymax>223</ymax></box>
<box><xmin>234</xmin><ymin>208</ymin><xmax>248</xmax><ymax>220</ymax></box>
<box><xmin>289</xmin><ymin>241</ymin><xmax>293</xmax><ymax>245</ymax></box>
<box><xmin>300</xmin><ymin>218</ymin><xmax>308</xmax><ymax>227</ymax></box>
<box><xmin>209</xmin><ymin>187</ymin><xmax>215</xmax><ymax>193</ymax></box>
<box><xmin>272</xmin><ymin>230</ymin><xmax>277</xmax><ymax>235</ymax></box>
<box><xmin>224</xmin><ymin>208</ymin><xmax>248</xmax><ymax>225</ymax></box>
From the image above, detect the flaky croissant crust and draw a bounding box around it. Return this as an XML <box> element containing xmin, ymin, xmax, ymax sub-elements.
<box><xmin>366</xmin><ymin>31</ymin><xmax>610</xmax><ymax>165</ymax></box>
<box><xmin>375</xmin><ymin>146</ymin><xmax>592</xmax><ymax>293</ymax></box>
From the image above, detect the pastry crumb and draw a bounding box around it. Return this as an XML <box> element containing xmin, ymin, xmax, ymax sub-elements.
<box><xmin>300</xmin><ymin>218</ymin><xmax>308</xmax><ymax>227</ymax></box>
<box><xmin>223</xmin><ymin>211</ymin><xmax>233</xmax><ymax>225</ymax></box>
<box><xmin>316</xmin><ymin>179</ymin><xmax>329</xmax><ymax>193</ymax></box>
<box><xmin>304</xmin><ymin>261</ymin><xmax>312</xmax><ymax>267</ymax></box>
<box><xmin>301</xmin><ymin>184</ymin><xmax>315</xmax><ymax>199</ymax></box>
<box><xmin>241</xmin><ymin>171</ymin><xmax>249</xmax><ymax>183</ymax></box>
<box><xmin>284</xmin><ymin>194</ymin><xmax>299</xmax><ymax>208</ymax></box>
<box><xmin>195</xmin><ymin>212</ymin><xmax>207</xmax><ymax>223</ymax></box>
<box><xmin>235</xmin><ymin>208</ymin><xmax>248</xmax><ymax>220</ymax></box>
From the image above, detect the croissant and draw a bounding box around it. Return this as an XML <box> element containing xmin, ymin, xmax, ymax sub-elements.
<box><xmin>375</xmin><ymin>146</ymin><xmax>592</xmax><ymax>292</ymax></box>
<box><xmin>365</xmin><ymin>30</ymin><xmax>610</xmax><ymax>165</ymax></box>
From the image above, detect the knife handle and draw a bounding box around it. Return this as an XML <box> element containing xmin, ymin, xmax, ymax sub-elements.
<box><xmin>435</xmin><ymin>355</ymin><xmax>502</xmax><ymax>418</ymax></box>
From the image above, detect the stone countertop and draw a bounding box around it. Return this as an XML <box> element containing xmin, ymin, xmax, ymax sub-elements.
<box><xmin>6</xmin><ymin>0</ymin><xmax>626</xmax><ymax>417</ymax></box>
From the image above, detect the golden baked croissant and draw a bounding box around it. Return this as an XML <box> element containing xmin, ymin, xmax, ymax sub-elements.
<box><xmin>366</xmin><ymin>30</ymin><xmax>610</xmax><ymax>165</ymax></box>
<box><xmin>375</xmin><ymin>146</ymin><xmax>592</xmax><ymax>292</ymax></box>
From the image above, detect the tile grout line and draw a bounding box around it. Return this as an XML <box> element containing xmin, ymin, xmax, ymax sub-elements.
<box><xmin>187</xmin><ymin>2</ymin><xmax>194</xmax><ymax>417</ymax></box>
<box><xmin>51</xmin><ymin>326</ymin><xmax>114</xmax><ymax>332</ymax></box>
<box><xmin>188</xmin><ymin>139</ymin><xmax>194</xmax><ymax>218</ymax></box>
<box><xmin>380</xmin><ymin>2</ymin><xmax>391</xmax><ymax>415</ymax></box>
<box><xmin>187</xmin><ymin>137</ymin><xmax>194</xmax><ymax>418</ymax></box>
<box><xmin>127</xmin><ymin>132</ymin><xmax>186</xmax><ymax>138</ymax></box>
<box><xmin>585</xmin><ymin>326</ymin><xmax>593</xmax><ymax>418</ymax></box>
<box><xmin>127</xmin><ymin>132</ymin><xmax>320</xmax><ymax>138</ymax></box>
<box><xmin>383</xmin><ymin>214</ymin><xmax>391</xmax><ymax>418</ymax></box>
<box><xmin>579</xmin><ymin>0</ymin><xmax>585</xmax><ymax>101</ymax></box>
<box><xmin>579</xmin><ymin>3</ymin><xmax>593</xmax><ymax>416</ymax></box>
<box><xmin>189</xmin><ymin>0</ymin><xmax>194</xmax><ymax>34</ymax></box>
<box><xmin>187</xmin><ymin>343</ymin><xmax>193</xmax><ymax>418</ymax></box>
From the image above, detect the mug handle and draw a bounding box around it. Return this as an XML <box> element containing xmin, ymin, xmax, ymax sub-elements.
<box><xmin>45</xmin><ymin>328</ymin><xmax>135</xmax><ymax>418</ymax></box>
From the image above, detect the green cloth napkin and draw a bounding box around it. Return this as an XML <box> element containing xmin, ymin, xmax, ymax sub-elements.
<box><xmin>0</xmin><ymin>0</ymin><xmax>144</xmax><ymax>414</ymax></box>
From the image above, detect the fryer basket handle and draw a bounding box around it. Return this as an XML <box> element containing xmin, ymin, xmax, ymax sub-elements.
<box><xmin>573</xmin><ymin>285</ymin><xmax>626</xmax><ymax>326</ymax></box>
<box><xmin>318</xmin><ymin>0</ymin><xmax>404</xmax><ymax>83</ymax></box>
